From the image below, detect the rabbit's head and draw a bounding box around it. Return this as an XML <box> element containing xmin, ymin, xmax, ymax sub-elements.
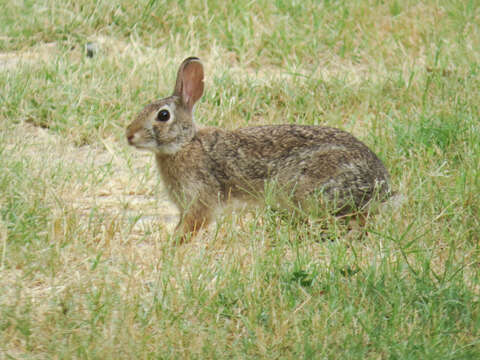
<box><xmin>126</xmin><ymin>57</ymin><xmax>204</xmax><ymax>155</ymax></box>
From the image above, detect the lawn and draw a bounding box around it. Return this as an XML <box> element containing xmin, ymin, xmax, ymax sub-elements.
<box><xmin>1</xmin><ymin>0</ymin><xmax>479</xmax><ymax>358</ymax></box>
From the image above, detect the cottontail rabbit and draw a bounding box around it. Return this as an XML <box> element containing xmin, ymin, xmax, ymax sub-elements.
<box><xmin>126</xmin><ymin>57</ymin><xmax>390</xmax><ymax>240</ymax></box>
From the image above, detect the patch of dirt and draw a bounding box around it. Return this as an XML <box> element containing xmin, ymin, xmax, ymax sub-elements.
<box><xmin>7</xmin><ymin>122</ymin><xmax>179</xmax><ymax>238</ymax></box>
<box><xmin>0</xmin><ymin>42</ymin><xmax>58</xmax><ymax>70</ymax></box>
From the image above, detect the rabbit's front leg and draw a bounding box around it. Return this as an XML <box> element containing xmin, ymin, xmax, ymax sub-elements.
<box><xmin>174</xmin><ymin>201</ymin><xmax>213</xmax><ymax>242</ymax></box>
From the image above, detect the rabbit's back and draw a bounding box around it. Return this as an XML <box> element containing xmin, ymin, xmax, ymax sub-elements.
<box><xmin>198</xmin><ymin>124</ymin><xmax>390</xmax><ymax>213</ymax></box>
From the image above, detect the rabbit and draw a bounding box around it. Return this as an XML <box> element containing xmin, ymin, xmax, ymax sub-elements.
<box><xmin>126</xmin><ymin>57</ymin><xmax>391</xmax><ymax>241</ymax></box>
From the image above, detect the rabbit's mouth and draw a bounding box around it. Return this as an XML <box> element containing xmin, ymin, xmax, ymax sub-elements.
<box><xmin>127</xmin><ymin>133</ymin><xmax>182</xmax><ymax>155</ymax></box>
<box><xmin>127</xmin><ymin>133</ymin><xmax>157</xmax><ymax>152</ymax></box>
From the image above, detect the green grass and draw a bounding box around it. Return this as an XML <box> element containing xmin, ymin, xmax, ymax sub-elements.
<box><xmin>1</xmin><ymin>0</ymin><xmax>480</xmax><ymax>358</ymax></box>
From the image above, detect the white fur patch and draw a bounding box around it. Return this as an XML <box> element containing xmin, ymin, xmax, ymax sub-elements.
<box><xmin>156</xmin><ymin>142</ymin><xmax>183</xmax><ymax>155</ymax></box>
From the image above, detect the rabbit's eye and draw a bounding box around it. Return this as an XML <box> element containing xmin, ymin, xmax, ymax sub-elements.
<box><xmin>156</xmin><ymin>109</ymin><xmax>170</xmax><ymax>122</ymax></box>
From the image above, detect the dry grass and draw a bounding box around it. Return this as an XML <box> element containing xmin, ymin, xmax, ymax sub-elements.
<box><xmin>1</xmin><ymin>0</ymin><xmax>480</xmax><ymax>358</ymax></box>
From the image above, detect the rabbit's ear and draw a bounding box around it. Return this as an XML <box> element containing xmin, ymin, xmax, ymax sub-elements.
<box><xmin>173</xmin><ymin>57</ymin><xmax>204</xmax><ymax>112</ymax></box>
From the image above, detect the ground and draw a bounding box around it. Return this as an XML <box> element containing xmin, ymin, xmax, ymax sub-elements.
<box><xmin>1</xmin><ymin>1</ymin><xmax>479</xmax><ymax>358</ymax></box>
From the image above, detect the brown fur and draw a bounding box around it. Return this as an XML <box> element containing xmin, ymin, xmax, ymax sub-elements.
<box><xmin>126</xmin><ymin>57</ymin><xmax>390</xmax><ymax>241</ymax></box>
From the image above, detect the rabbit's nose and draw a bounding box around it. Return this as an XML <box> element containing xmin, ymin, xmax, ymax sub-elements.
<box><xmin>127</xmin><ymin>134</ymin><xmax>134</xmax><ymax>144</ymax></box>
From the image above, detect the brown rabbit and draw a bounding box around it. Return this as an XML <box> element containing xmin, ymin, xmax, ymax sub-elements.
<box><xmin>126</xmin><ymin>57</ymin><xmax>390</xmax><ymax>240</ymax></box>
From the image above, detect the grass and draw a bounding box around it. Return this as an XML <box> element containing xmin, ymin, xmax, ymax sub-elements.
<box><xmin>1</xmin><ymin>0</ymin><xmax>480</xmax><ymax>358</ymax></box>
